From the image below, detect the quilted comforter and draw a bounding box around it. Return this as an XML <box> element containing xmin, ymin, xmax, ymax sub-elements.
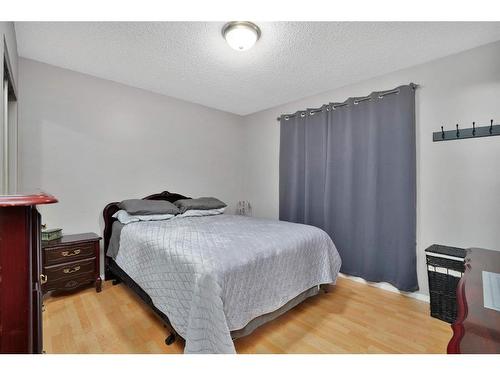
<box><xmin>114</xmin><ymin>214</ymin><xmax>341</xmax><ymax>353</ymax></box>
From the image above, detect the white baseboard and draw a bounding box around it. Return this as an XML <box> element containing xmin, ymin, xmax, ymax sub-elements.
<box><xmin>338</xmin><ymin>273</ymin><xmax>430</xmax><ymax>303</ymax></box>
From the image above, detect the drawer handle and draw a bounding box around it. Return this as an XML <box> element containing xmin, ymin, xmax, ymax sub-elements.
<box><xmin>63</xmin><ymin>266</ymin><xmax>81</xmax><ymax>274</ymax></box>
<box><xmin>61</xmin><ymin>249</ymin><xmax>81</xmax><ymax>257</ymax></box>
<box><xmin>40</xmin><ymin>274</ymin><xmax>48</xmax><ymax>284</ymax></box>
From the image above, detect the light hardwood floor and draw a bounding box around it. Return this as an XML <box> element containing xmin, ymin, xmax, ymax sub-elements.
<box><xmin>42</xmin><ymin>277</ymin><xmax>452</xmax><ymax>354</ymax></box>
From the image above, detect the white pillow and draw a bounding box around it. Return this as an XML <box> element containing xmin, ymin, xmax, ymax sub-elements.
<box><xmin>177</xmin><ymin>207</ymin><xmax>226</xmax><ymax>218</ymax></box>
<box><xmin>113</xmin><ymin>210</ymin><xmax>175</xmax><ymax>224</ymax></box>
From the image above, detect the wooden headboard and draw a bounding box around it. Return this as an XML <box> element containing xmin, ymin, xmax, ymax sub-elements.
<box><xmin>102</xmin><ymin>191</ymin><xmax>190</xmax><ymax>252</ymax></box>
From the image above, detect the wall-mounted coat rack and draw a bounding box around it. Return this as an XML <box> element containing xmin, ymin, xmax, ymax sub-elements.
<box><xmin>433</xmin><ymin>119</ymin><xmax>500</xmax><ymax>142</ymax></box>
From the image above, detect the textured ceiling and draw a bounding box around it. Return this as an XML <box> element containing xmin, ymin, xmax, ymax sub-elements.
<box><xmin>14</xmin><ymin>22</ymin><xmax>500</xmax><ymax>115</ymax></box>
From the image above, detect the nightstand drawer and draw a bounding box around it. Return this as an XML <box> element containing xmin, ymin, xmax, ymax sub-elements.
<box><xmin>43</xmin><ymin>273</ymin><xmax>96</xmax><ymax>293</ymax></box>
<box><xmin>44</xmin><ymin>242</ymin><xmax>96</xmax><ymax>266</ymax></box>
<box><xmin>43</xmin><ymin>258</ymin><xmax>96</xmax><ymax>284</ymax></box>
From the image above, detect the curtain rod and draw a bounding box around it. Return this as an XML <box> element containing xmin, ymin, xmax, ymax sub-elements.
<box><xmin>276</xmin><ymin>83</ymin><xmax>418</xmax><ymax>122</ymax></box>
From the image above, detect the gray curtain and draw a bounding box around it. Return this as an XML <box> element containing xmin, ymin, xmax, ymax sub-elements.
<box><xmin>279</xmin><ymin>84</ymin><xmax>417</xmax><ymax>292</ymax></box>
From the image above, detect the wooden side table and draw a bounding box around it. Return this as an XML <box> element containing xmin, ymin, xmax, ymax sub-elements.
<box><xmin>42</xmin><ymin>232</ymin><xmax>102</xmax><ymax>294</ymax></box>
<box><xmin>447</xmin><ymin>248</ymin><xmax>500</xmax><ymax>354</ymax></box>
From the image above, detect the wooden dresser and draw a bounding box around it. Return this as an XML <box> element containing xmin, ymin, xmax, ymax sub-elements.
<box><xmin>0</xmin><ymin>192</ymin><xmax>57</xmax><ymax>354</ymax></box>
<box><xmin>42</xmin><ymin>233</ymin><xmax>102</xmax><ymax>294</ymax></box>
<box><xmin>448</xmin><ymin>248</ymin><xmax>500</xmax><ymax>354</ymax></box>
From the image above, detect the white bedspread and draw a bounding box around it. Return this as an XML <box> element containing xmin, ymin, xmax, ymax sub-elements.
<box><xmin>114</xmin><ymin>214</ymin><xmax>341</xmax><ymax>353</ymax></box>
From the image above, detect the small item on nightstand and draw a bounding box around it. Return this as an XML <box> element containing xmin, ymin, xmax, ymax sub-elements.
<box><xmin>41</xmin><ymin>227</ymin><xmax>63</xmax><ymax>241</ymax></box>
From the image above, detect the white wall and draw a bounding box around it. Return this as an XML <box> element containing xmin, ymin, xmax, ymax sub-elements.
<box><xmin>242</xmin><ymin>40</ymin><xmax>500</xmax><ymax>295</ymax></box>
<box><xmin>19</xmin><ymin>58</ymin><xmax>245</xmax><ymax>236</ymax></box>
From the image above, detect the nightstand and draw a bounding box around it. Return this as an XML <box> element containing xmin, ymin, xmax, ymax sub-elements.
<box><xmin>41</xmin><ymin>232</ymin><xmax>102</xmax><ymax>294</ymax></box>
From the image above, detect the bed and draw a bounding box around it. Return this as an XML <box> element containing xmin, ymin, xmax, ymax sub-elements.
<box><xmin>103</xmin><ymin>191</ymin><xmax>341</xmax><ymax>353</ymax></box>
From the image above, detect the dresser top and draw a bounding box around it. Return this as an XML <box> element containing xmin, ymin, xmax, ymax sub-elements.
<box><xmin>0</xmin><ymin>192</ymin><xmax>57</xmax><ymax>207</ymax></box>
<box><xmin>42</xmin><ymin>232</ymin><xmax>101</xmax><ymax>248</ymax></box>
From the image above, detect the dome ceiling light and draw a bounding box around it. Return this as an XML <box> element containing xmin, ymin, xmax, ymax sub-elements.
<box><xmin>222</xmin><ymin>21</ymin><xmax>261</xmax><ymax>51</ymax></box>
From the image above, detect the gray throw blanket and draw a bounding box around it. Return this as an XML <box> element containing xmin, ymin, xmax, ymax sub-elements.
<box><xmin>114</xmin><ymin>214</ymin><xmax>341</xmax><ymax>353</ymax></box>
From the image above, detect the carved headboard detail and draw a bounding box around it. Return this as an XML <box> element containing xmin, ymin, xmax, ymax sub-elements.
<box><xmin>102</xmin><ymin>190</ymin><xmax>190</xmax><ymax>252</ymax></box>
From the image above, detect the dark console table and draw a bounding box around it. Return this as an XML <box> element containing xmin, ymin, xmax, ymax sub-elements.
<box><xmin>447</xmin><ymin>248</ymin><xmax>500</xmax><ymax>354</ymax></box>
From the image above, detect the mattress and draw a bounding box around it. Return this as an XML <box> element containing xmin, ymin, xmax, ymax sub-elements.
<box><xmin>111</xmin><ymin>214</ymin><xmax>341</xmax><ymax>353</ymax></box>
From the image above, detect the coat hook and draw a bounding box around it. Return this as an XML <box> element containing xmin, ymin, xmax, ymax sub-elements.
<box><xmin>490</xmin><ymin>119</ymin><xmax>493</xmax><ymax>134</ymax></box>
<box><xmin>472</xmin><ymin>121</ymin><xmax>476</xmax><ymax>136</ymax></box>
<box><xmin>441</xmin><ymin>126</ymin><xmax>445</xmax><ymax>139</ymax></box>
<box><xmin>456</xmin><ymin>123</ymin><xmax>460</xmax><ymax>138</ymax></box>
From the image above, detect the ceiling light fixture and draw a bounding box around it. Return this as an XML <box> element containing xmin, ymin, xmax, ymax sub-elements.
<box><xmin>222</xmin><ymin>21</ymin><xmax>261</xmax><ymax>51</ymax></box>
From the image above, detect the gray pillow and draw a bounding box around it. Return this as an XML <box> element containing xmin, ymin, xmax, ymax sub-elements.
<box><xmin>174</xmin><ymin>197</ymin><xmax>227</xmax><ymax>213</ymax></box>
<box><xmin>118</xmin><ymin>199</ymin><xmax>180</xmax><ymax>215</ymax></box>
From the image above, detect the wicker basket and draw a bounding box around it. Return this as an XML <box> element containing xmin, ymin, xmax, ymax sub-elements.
<box><xmin>425</xmin><ymin>244</ymin><xmax>466</xmax><ymax>323</ymax></box>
